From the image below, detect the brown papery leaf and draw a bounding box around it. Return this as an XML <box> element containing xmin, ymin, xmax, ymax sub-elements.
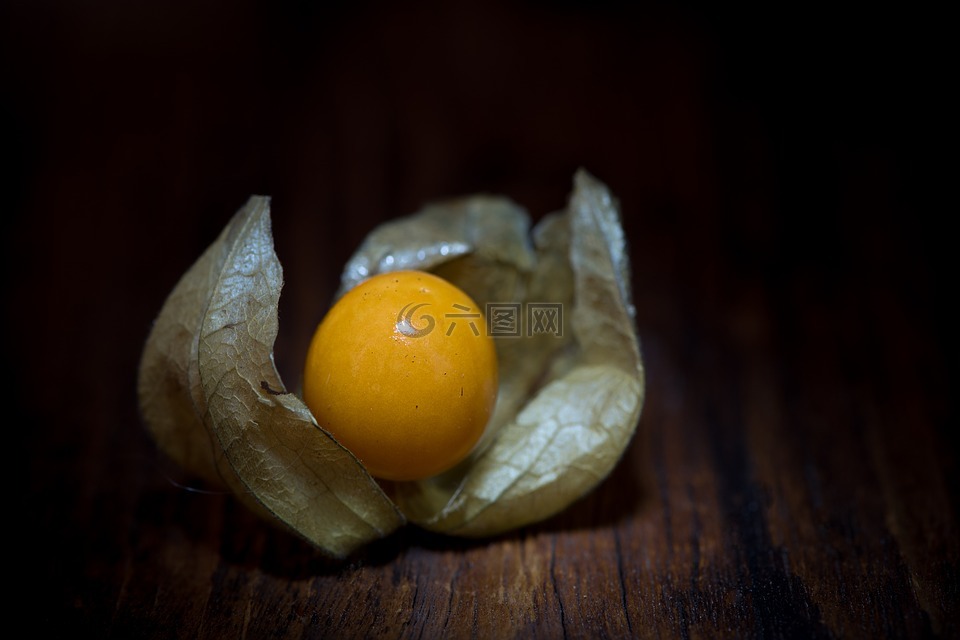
<box><xmin>141</xmin><ymin>197</ymin><xmax>404</xmax><ymax>557</ymax></box>
<box><xmin>139</xmin><ymin>199</ymin><xmax>260</xmax><ymax>486</ymax></box>
<box><xmin>141</xmin><ymin>170</ymin><xmax>643</xmax><ymax>552</ymax></box>
<box><xmin>345</xmin><ymin>170</ymin><xmax>645</xmax><ymax>536</ymax></box>
<box><xmin>418</xmin><ymin>170</ymin><xmax>644</xmax><ymax>536</ymax></box>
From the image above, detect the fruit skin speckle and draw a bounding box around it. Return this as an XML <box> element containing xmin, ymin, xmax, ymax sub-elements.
<box><xmin>302</xmin><ymin>270</ymin><xmax>498</xmax><ymax>481</ymax></box>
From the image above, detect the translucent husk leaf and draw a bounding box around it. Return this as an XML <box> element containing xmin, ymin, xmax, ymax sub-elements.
<box><xmin>346</xmin><ymin>170</ymin><xmax>645</xmax><ymax>536</ymax></box>
<box><xmin>139</xmin><ymin>197</ymin><xmax>404</xmax><ymax>557</ymax></box>
<box><xmin>139</xmin><ymin>202</ymin><xmax>252</xmax><ymax>487</ymax></box>
<box><xmin>139</xmin><ymin>169</ymin><xmax>643</xmax><ymax>551</ymax></box>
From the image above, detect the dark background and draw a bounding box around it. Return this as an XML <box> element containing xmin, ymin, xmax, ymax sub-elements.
<box><xmin>5</xmin><ymin>1</ymin><xmax>955</xmax><ymax>637</ymax></box>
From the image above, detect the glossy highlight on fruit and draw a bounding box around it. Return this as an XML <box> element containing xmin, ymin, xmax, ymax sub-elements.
<box><xmin>302</xmin><ymin>270</ymin><xmax>498</xmax><ymax>481</ymax></box>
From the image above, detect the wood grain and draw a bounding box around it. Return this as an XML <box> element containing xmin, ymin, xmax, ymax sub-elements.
<box><xmin>7</xmin><ymin>1</ymin><xmax>954</xmax><ymax>638</ymax></box>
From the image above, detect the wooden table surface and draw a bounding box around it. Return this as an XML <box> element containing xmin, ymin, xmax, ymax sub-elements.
<box><xmin>7</xmin><ymin>2</ymin><xmax>955</xmax><ymax>638</ymax></box>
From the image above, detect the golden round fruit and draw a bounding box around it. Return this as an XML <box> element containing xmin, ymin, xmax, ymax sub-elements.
<box><xmin>302</xmin><ymin>270</ymin><xmax>498</xmax><ymax>481</ymax></box>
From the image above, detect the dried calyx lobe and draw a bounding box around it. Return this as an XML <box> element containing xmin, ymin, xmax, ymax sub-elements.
<box><xmin>138</xmin><ymin>169</ymin><xmax>644</xmax><ymax>557</ymax></box>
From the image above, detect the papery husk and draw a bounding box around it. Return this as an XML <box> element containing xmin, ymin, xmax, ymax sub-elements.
<box><xmin>138</xmin><ymin>197</ymin><xmax>404</xmax><ymax>558</ymax></box>
<box><xmin>139</xmin><ymin>169</ymin><xmax>643</xmax><ymax>553</ymax></box>
<box><xmin>344</xmin><ymin>170</ymin><xmax>644</xmax><ymax>536</ymax></box>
